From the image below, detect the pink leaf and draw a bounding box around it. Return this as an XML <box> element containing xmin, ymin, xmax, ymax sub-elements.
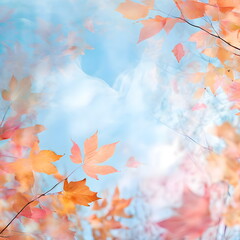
<box><xmin>70</xmin><ymin>140</ymin><xmax>82</xmax><ymax>164</ymax></box>
<box><xmin>126</xmin><ymin>157</ymin><xmax>141</xmax><ymax>168</ymax></box>
<box><xmin>192</xmin><ymin>103</ymin><xmax>207</xmax><ymax>111</ymax></box>
<box><xmin>172</xmin><ymin>43</ymin><xmax>185</xmax><ymax>62</ymax></box>
<box><xmin>138</xmin><ymin>16</ymin><xmax>166</xmax><ymax>43</ymax></box>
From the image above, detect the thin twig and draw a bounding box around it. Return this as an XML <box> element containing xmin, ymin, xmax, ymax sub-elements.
<box><xmin>152</xmin><ymin>8</ymin><xmax>240</xmax><ymax>52</ymax></box>
<box><xmin>0</xmin><ymin>165</ymin><xmax>82</xmax><ymax>234</ymax></box>
<box><xmin>0</xmin><ymin>105</ymin><xmax>10</xmax><ymax>128</ymax></box>
<box><xmin>176</xmin><ymin>17</ymin><xmax>240</xmax><ymax>51</ymax></box>
<box><xmin>159</xmin><ymin>120</ymin><xmax>212</xmax><ymax>152</ymax></box>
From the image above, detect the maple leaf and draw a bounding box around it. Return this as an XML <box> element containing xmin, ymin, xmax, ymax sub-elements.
<box><xmin>88</xmin><ymin>214</ymin><xmax>123</xmax><ymax>240</ymax></box>
<box><xmin>116</xmin><ymin>0</ymin><xmax>152</xmax><ymax>20</ymax></box>
<box><xmin>63</xmin><ymin>31</ymin><xmax>93</xmax><ymax>58</ymax></box>
<box><xmin>8</xmin><ymin>143</ymin><xmax>62</xmax><ymax>191</ymax></box>
<box><xmin>88</xmin><ymin>187</ymin><xmax>132</xmax><ymax>240</ymax></box>
<box><xmin>56</xmin><ymin>179</ymin><xmax>100</xmax><ymax>214</ymax></box>
<box><xmin>92</xmin><ymin>198</ymin><xmax>107</xmax><ymax>210</ymax></box>
<box><xmin>157</xmin><ymin>187</ymin><xmax>213</xmax><ymax>239</ymax></box>
<box><xmin>207</xmin><ymin>123</ymin><xmax>240</xmax><ymax>186</ymax></box>
<box><xmin>172</xmin><ymin>43</ymin><xmax>185</xmax><ymax>62</ymax></box>
<box><xmin>108</xmin><ymin>187</ymin><xmax>132</xmax><ymax>218</ymax></box>
<box><xmin>207</xmin><ymin>152</ymin><xmax>240</xmax><ymax>186</ymax></box>
<box><xmin>2</xmin><ymin>75</ymin><xmax>41</xmax><ymax>114</ymax></box>
<box><xmin>28</xmin><ymin>144</ymin><xmax>63</xmax><ymax>174</ymax></box>
<box><xmin>11</xmin><ymin>124</ymin><xmax>45</xmax><ymax>148</ymax></box>
<box><xmin>70</xmin><ymin>132</ymin><xmax>118</xmax><ymax>180</ymax></box>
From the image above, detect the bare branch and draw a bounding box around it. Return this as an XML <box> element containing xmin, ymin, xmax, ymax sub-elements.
<box><xmin>0</xmin><ymin>165</ymin><xmax>82</xmax><ymax>234</ymax></box>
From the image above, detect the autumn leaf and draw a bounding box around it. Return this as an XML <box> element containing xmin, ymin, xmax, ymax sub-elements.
<box><xmin>70</xmin><ymin>140</ymin><xmax>82</xmax><ymax>164</ymax></box>
<box><xmin>138</xmin><ymin>15</ymin><xmax>166</xmax><ymax>43</ymax></box>
<box><xmin>88</xmin><ymin>214</ymin><xmax>123</xmax><ymax>230</ymax></box>
<box><xmin>28</xmin><ymin>148</ymin><xmax>63</xmax><ymax>175</ymax></box>
<box><xmin>82</xmin><ymin>142</ymin><xmax>118</xmax><ymax>180</ymax></box>
<box><xmin>175</xmin><ymin>0</ymin><xmax>206</xmax><ymax>19</ymax></box>
<box><xmin>1</xmin><ymin>75</ymin><xmax>17</xmax><ymax>101</ymax></box>
<box><xmin>11</xmin><ymin>124</ymin><xmax>45</xmax><ymax>148</ymax></box>
<box><xmin>189</xmin><ymin>31</ymin><xmax>216</xmax><ymax>49</ymax></box>
<box><xmin>126</xmin><ymin>156</ymin><xmax>141</xmax><ymax>168</ymax></box>
<box><xmin>2</xmin><ymin>75</ymin><xmax>41</xmax><ymax>114</ymax></box>
<box><xmin>207</xmin><ymin>123</ymin><xmax>240</xmax><ymax>186</ymax></box>
<box><xmin>164</xmin><ymin>17</ymin><xmax>180</xmax><ymax>34</ymax></box>
<box><xmin>88</xmin><ymin>214</ymin><xmax>123</xmax><ymax>240</ymax></box>
<box><xmin>8</xmin><ymin>143</ymin><xmax>62</xmax><ymax>191</ymax></box>
<box><xmin>172</xmin><ymin>43</ymin><xmax>185</xmax><ymax>62</ymax></box>
<box><xmin>92</xmin><ymin>198</ymin><xmax>107</xmax><ymax>210</ymax></box>
<box><xmin>157</xmin><ymin>187</ymin><xmax>213</xmax><ymax>239</ymax></box>
<box><xmin>116</xmin><ymin>0</ymin><xmax>152</xmax><ymax>20</ymax></box>
<box><xmin>108</xmin><ymin>187</ymin><xmax>132</xmax><ymax>218</ymax></box>
<box><xmin>89</xmin><ymin>187</ymin><xmax>132</xmax><ymax>239</ymax></box>
<box><xmin>0</xmin><ymin>116</ymin><xmax>21</xmax><ymax>141</ymax></box>
<box><xmin>207</xmin><ymin>152</ymin><xmax>240</xmax><ymax>186</ymax></box>
<box><xmin>9</xmin><ymin>192</ymin><xmax>50</xmax><ymax>222</ymax></box>
<box><xmin>57</xmin><ymin>179</ymin><xmax>100</xmax><ymax>214</ymax></box>
<box><xmin>71</xmin><ymin>132</ymin><xmax>118</xmax><ymax>180</ymax></box>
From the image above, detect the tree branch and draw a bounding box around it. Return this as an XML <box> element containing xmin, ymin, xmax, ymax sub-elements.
<box><xmin>176</xmin><ymin>17</ymin><xmax>240</xmax><ymax>52</ymax></box>
<box><xmin>0</xmin><ymin>165</ymin><xmax>82</xmax><ymax>235</ymax></box>
<box><xmin>152</xmin><ymin>8</ymin><xmax>240</xmax><ymax>52</ymax></box>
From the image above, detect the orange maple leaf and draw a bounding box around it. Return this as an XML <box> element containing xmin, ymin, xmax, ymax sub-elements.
<box><xmin>70</xmin><ymin>132</ymin><xmax>118</xmax><ymax>180</ymax></box>
<box><xmin>56</xmin><ymin>179</ymin><xmax>100</xmax><ymax>214</ymax></box>
<box><xmin>108</xmin><ymin>187</ymin><xmax>132</xmax><ymax>218</ymax></box>
<box><xmin>89</xmin><ymin>187</ymin><xmax>132</xmax><ymax>239</ymax></box>
<box><xmin>8</xmin><ymin>143</ymin><xmax>63</xmax><ymax>191</ymax></box>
